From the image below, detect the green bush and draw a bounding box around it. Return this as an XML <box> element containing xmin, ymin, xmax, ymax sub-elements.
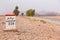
<box><xmin>26</xmin><ymin>9</ymin><xmax>35</xmax><ymax>16</ymax></box>
<box><xmin>13</xmin><ymin>6</ymin><xmax>20</xmax><ymax>16</ymax></box>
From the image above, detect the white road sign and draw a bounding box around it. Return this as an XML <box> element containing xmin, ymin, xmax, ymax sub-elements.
<box><xmin>5</xmin><ymin>14</ymin><xmax>16</xmax><ymax>30</ymax></box>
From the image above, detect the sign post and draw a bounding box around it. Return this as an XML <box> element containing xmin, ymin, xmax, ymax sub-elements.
<box><xmin>4</xmin><ymin>14</ymin><xmax>17</xmax><ymax>32</ymax></box>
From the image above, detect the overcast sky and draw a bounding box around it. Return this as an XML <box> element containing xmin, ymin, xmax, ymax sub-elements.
<box><xmin>0</xmin><ymin>0</ymin><xmax>60</xmax><ymax>15</ymax></box>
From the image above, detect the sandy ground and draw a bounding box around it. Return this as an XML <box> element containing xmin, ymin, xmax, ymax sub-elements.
<box><xmin>0</xmin><ymin>16</ymin><xmax>60</xmax><ymax>40</ymax></box>
<box><xmin>39</xmin><ymin>16</ymin><xmax>60</xmax><ymax>19</ymax></box>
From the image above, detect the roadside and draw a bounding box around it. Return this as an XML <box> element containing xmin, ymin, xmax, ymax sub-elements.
<box><xmin>26</xmin><ymin>16</ymin><xmax>60</xmax><ymax>25</ymax></box>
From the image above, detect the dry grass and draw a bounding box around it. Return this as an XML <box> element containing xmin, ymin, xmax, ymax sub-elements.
<box><xmin>40</xmin><ymin>20</ymin><xmax>46</xmax><ymax>24</ymax></box>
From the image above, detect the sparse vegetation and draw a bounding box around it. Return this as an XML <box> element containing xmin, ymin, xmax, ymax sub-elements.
<box><xmin>40</xmin><ymin>20</ymin><xmax>46</xmax><ymax>24</ymax></box>
<box><xmin>26</xmin><ymin>9</ymin><xmax>35</xmax><ymax>16</ymax></box>
<box><xmin>13</xmin><ymin>6</ymin><xmax>20</xmax><ymax>16</ymax></box>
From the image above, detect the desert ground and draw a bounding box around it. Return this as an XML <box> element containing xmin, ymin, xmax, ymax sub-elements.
<box><xmin>39</xmin><ymin>16</ymin><xmax>60</xmax><ymax>19</ymax></box>
<box><xmin>0</xmin><ymin>16</ymin><xmax>60</xmax><ymax>40</ymax></box>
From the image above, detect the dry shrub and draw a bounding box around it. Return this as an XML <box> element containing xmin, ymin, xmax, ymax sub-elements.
<box><xmin>40</xmin><ymin>20</ymin><xmax>46</xmax><ymax>24</ymax></box>
<box><xmin>33</xmin><ymin>19</ymin><xmax>39</xmax><ymax>21</ymax></box>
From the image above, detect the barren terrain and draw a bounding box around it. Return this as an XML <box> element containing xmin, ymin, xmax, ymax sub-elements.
<box><xmin>0</xmin><ymin>16</ymin><xmax>60</xmax><ymax>40</ymax></box>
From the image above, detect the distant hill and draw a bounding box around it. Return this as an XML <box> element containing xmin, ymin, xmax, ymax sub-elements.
<box><xmin>35</xmin><ymin>11</ymin><xmax>60</xmax><ymax>16</ymax></box>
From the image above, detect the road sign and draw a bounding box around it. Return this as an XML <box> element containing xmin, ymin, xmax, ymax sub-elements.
<box><xmin>5</xmin><ymin>14</ymin><xmax>16</xmax><ymax>30</ymax></box>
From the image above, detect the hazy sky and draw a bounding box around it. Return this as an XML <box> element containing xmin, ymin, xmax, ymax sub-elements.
<box><xmin>0</xmin><ymin>0</ymin><xmax>60</xmax><ymax>15</ymax></box>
